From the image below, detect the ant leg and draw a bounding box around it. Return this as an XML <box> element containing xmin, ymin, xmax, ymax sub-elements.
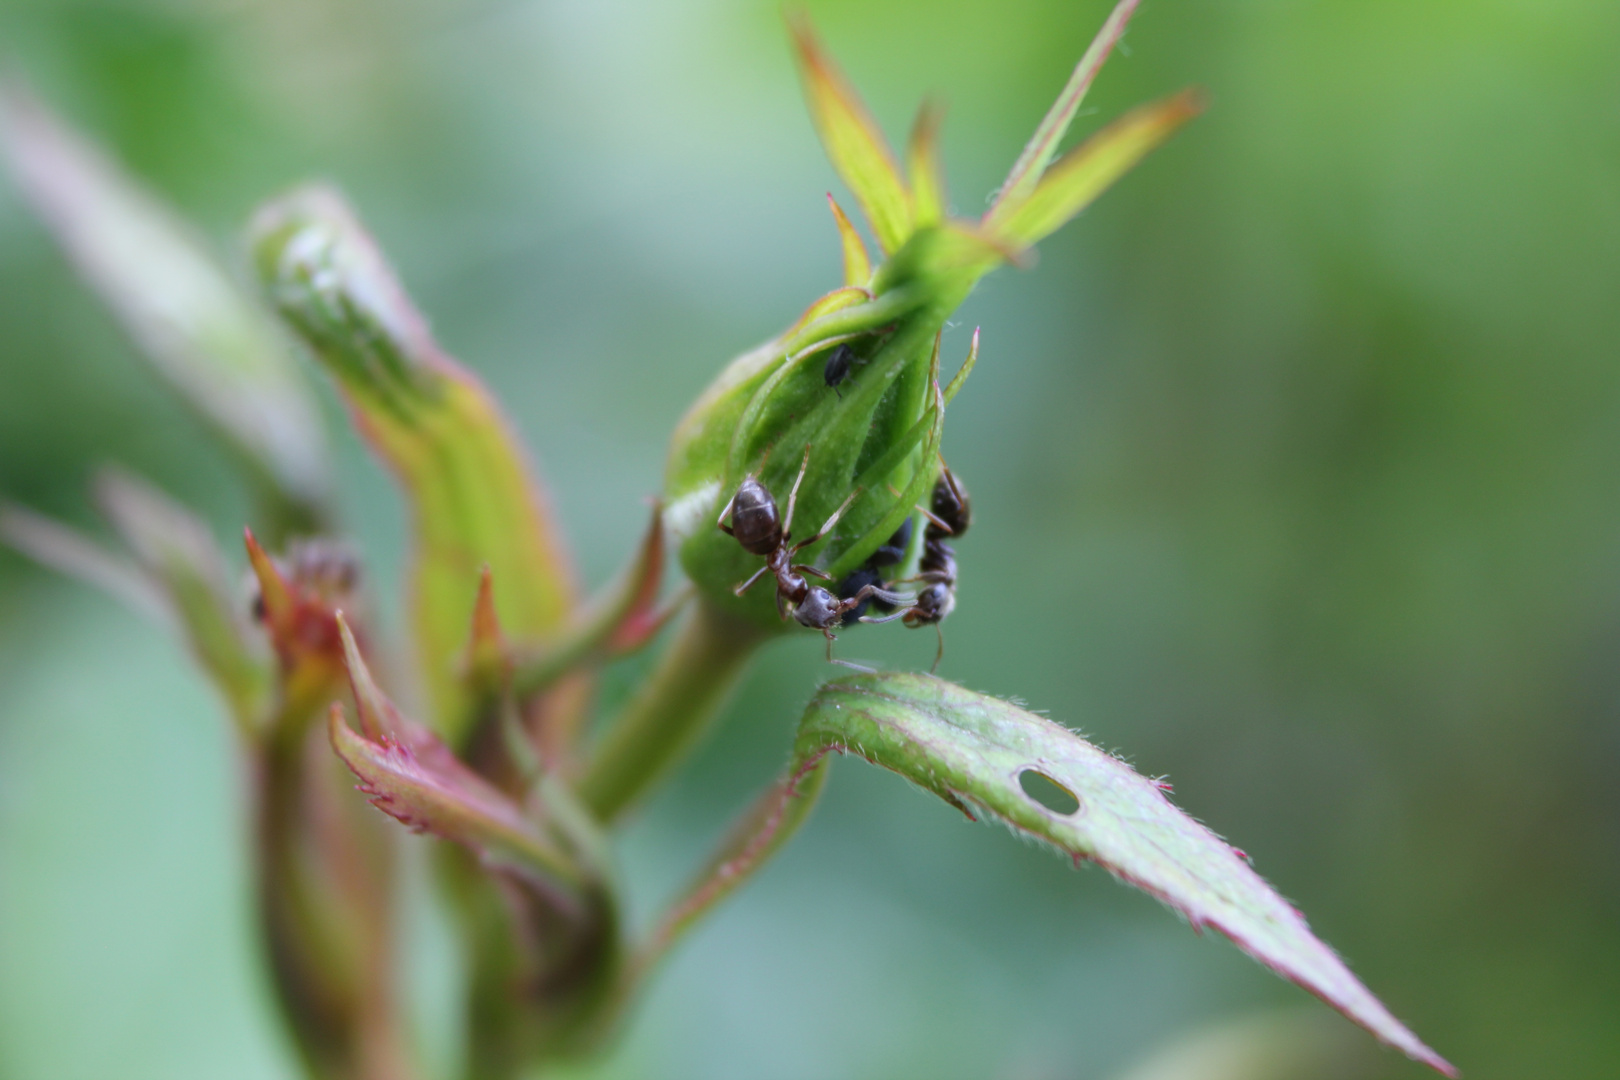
<box><xmin>716</xmin><ymin>489</ymin><xmax>739</xmax><ymax>535</ymax></box>
<box><xmin>789</xmin><ymin>487</ymin><xmax>862</xmax><ymax>555</ymax></box>
<box><xmin>781</xmin><ymin>445</ymin><xmax>813</xmax><ymax>540</ymax></box>
<box><xmin>870</xmin><ymin>585</ymin><xmax>913</xmax><ymax>606</ymax></box>
<box><xmin>732</xmin><ymin>563</ymin><xmax>772</xmax><ymax>596</ymax></box>
<box><xmin>792</xmin><ymin>564</ymin><xmax>833</xmax><ymax>581</ymax></box>
<box><xmin>931</xmin><ymin>626</ymin><xmax>945</xmax><ymax>673</ymax></box>
<box><xmin>824</xmin><ymin>622</ymin><xmax>877</xmax><ymax>672</ymax></box>
<box><xmin>845</xmin><ymin>582</ymin><xmax>906</xmax><ymax>607</ymax></box>
<box><xmin>850</xmin><ymin>580</ymin><xmax>916</xmax><ymax>625</ymax></box>
<box><xmin>893</xmin><ymin>569</ymin><xmax>949</xmax><ymax>587</ymax></box>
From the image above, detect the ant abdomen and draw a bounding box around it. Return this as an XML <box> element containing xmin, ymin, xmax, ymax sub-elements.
<box><xmin>726</xmin><ymin>476</ymin><xmax>783</xmax><ymax>555</ymax></box>
<box><xmin>927</xmin><ymin>468</ymin><xmax>971</xmax><ymax>540</ymax></box>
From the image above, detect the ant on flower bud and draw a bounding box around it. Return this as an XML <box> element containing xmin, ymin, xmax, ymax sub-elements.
<box><xmin>718</xmin><ymin>446</ymin><xmax>910</xmax><ymax>661</ymax></box>
<box><xmin>835</xmin><ymin>516</ymin><xmax>913</xmax><ymax>626</ymax></box>
<box><xmin>866</xmin><ymin>466</ymin><xmax>969</xmax><ymax>671</ymax></box>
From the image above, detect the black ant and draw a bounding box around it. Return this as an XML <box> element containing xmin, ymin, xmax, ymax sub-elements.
<box><xmin>823</xmin><ymin>343</ymin><xmax>856</xmax><ymax>396</ymax></box>
<box><xmin>718</xmin><ymin>447</ymin><xmax>910</xmax><ymax>660</ymax></box>
<box><xmin>867</xmin><ymin>466</ymin><xmax>969</xmax><ymax>671</ymax></box>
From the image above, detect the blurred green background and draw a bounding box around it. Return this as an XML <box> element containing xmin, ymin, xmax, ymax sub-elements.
<box><xmin>2</xmin><ymin>0</ymin><xmax>1618</xmax><ymax>1077</ymax></box>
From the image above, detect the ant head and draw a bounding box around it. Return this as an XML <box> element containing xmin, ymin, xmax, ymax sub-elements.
<box><xmin>793</xmin><ymin>585</ymin><xmax>844</xmax><ymax>631</ymax></box>
<box><xmin>729</xmin><ymin>476</ymin><xmax>783</xmax><ymax>555</ymax></box>
<box><xmin>904</xmin><ymin>582</ymin><xmax>956</xmax><ymax>627</ymax></box>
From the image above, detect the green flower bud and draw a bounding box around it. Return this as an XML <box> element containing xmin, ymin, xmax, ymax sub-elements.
<box><xmin>663</xmin><ymin>10</ymin><xmax>1199</xmax><ymax>633</ymax></box>
<box><xmin>664</xmin><ymin>228</ymin><xmax>987</xmax><ymax>633</ymax></box>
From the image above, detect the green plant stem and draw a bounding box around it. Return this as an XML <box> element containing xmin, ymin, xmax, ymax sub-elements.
<box><xmin>586</xmin><ymin>752</ymin><xmax>830</xmax><ymax>1041</ymax></box>
<box><xmin>578</xmin><ymin>599</ymin><xmax>766</xmax><ymax>823</ymax></box>
<box><xmin>639</xmin><ymin>750</ymin><xmax>831</xmax><ymax>970</ymax></box>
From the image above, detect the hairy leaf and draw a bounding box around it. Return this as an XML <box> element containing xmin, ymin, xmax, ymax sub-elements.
<box><xmin>789</xmin><ymin>15</ymin><xmax>912</xmax><ymax>254</ymax></box>
<box><xmin>797</xmin><ymin>672</ymin><xmax>1455</xmax><ymax>1076</ymax></box>
<box><xmin>250</xmin><ymin>185</ymin><xmax>577</xmax><ymax>742</ymax></box>
<box><xmin>0</xmin><ymin>85</ymin><xmax>328</xmax><ymax>533</ymax></box>
<box><xmin>986</xmin><ymin>90</ymin><xmax>1204</xmax><ymax>249</ymax></box>
<box><xmin>333</xmin><ymin>617</ymin><xmax>621</xmax><ymax>1067</ymax></box>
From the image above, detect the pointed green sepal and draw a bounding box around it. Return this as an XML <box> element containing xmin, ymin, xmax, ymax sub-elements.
<box><xmin>789</xmin><ymin>14</ymin><xmax>912</xmax><ymax>254</ymax></box>
<box><xmin>826</xmin><ymin>194</ymin><xmax>872</xmax><ymax>288</ymax></box>
<box><xmin>905</xmin><ymin>99</ymin><xmax>947</xmax><ymax>228</ymax></box>
<box><xmin>943</xmin><ymin>326</ymin><xmax>980</xmax><ymax>405</ymax></box>
<box><xmin>988</xmin><ymin>0</ymin><xmax>1139</xmax><ymax>218</ymax></box>
<box><xmin>985</xmin><ymin>89</ymin><xmax>1204</xmax><ymax>249</ymax></box>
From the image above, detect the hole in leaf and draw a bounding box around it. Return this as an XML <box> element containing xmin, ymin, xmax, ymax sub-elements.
<box><xmin>1018</xmin><ymin>769</ymin><xmax>1079</xmax><ymax>815</ymax></box>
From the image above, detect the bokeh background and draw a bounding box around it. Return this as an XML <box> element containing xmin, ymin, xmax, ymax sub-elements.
<box><xmin>2</xmin><ymin>1</ymin><xmax>1618</xmax><ymax>1078</ymax></box>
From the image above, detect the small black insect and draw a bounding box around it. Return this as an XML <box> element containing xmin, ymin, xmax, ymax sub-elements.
<box><xmin>868</xmin><ymin>515</ymin><xmax>914</xmax><ymax>565</ymax></box>
<box><xmin>823</xmin><ymin>343</ymin><xmax>856</xmax><ymax>395</ymax></box>
<box><xmin>718</xmin><ymin>447</ymin><xmax>909</xmax><ymax>660</ymax></box>
<box><xmin>835</xmin><ymin>517</ymin><xmax>914</xmax><ymax>626</ymax></box>
<box><xmin>835</xmin><ymin>565</ymin><xmax>886</xmax><ymax>627</ymax></box>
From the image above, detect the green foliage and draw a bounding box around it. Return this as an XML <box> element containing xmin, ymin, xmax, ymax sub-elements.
<box><xmin>796</xmin><ymin>672</ymin><xmax>1453</xmax><ymax>1075</ymax></box>
<box><xmin>666</xmin><ymin>0</ymin><xmax>1194</xmax><ymax>632</ymax></box>
<box><xmin>0</xmin><ymin>3</ymin><xmax>1461</xmax><ymax>1079</ymax></box>
<box><xmin>250</xmin><ymin>186</ymin><xmax>578</xmax><ymax>745</ymax></box>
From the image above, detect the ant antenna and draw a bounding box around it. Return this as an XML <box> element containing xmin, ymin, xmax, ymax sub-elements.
<box><xmin>915</xmin><ymin>503</ymin><xmax>953</xmax><ymax>535</ymax></box>
<box><xmin>781</xmin><ymin>445</ymin><xmax>813</xmax><ymax>538</ymax></box>
<box><xmin>789</xmin><ymin>485</ymin><xmax>863</xmax><ymax>556</ymax></box>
